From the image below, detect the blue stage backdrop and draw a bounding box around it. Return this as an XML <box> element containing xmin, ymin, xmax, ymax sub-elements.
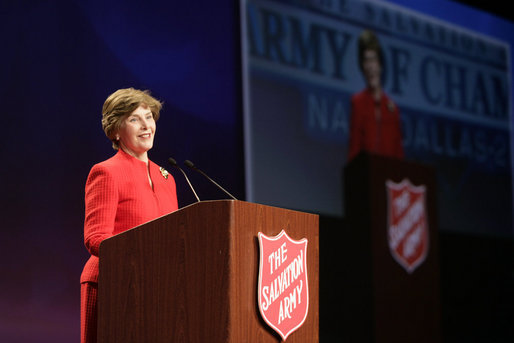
<box><xmin>241</xmin><ymin>0</ymin><xmax>514</xmax><ymax>237</ymax></box>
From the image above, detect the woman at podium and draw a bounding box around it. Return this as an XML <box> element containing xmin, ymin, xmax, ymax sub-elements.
<box><xmin>348</xmin><ymin>29</ymin><xmax>404</xmax><ymax>161</ymax></box>
<box><xmin>80</xmin><ymin>88</ymin><xmax>179</xmax><ymax>343</ymax></box>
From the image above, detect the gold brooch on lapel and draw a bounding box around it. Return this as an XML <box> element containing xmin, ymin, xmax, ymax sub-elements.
<box><xmin>160</xmin><ymin>167</ymin><xmax>169</xmax><ymax>179</ymax></box>
<box><xmin>387</xmin><ymin>100</ymin><xmax>396</xmax><ymax>113</ymax></box>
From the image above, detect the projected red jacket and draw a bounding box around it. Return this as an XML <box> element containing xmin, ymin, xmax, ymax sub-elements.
<box><xmin>348</xmin><ymin>89</ymin><xmax>404</xmax><ymax>161</ymax></box>
<box><xmin>80</xmin><ymin>149</ymin><xmax>178</xmax><ymax>284</ymax></box>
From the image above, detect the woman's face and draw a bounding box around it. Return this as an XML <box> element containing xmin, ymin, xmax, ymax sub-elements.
<box><xmin>117</xmin><ymin>104</ymin><xmax>156</xmax><ymax>160</ymax></box>
<box><xmin>362</xmin><ymin>49</ymin><xmax>382</xmax><ymax>90</ymax></box>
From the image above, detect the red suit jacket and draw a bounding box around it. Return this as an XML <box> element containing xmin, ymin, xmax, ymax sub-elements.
<box><xmin>348</xmin><ymin>88</ymin><xmax>404</xmax><ymax>161</ymax></box>
<box><xmin>80</xmin><ymin>149</ymin><xmax>178</xmax><ymax>284</ymax></box>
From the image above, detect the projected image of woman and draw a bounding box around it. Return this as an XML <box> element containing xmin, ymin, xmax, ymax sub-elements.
<box><xmin>347</xmin><ymin>29</ymin><xmax>404</xmax><ymax>161</ymax></box>
<box><xmin>80</xmin><ymin>88</ymin><xmax>179</xmax><ymax>343</ymax></box>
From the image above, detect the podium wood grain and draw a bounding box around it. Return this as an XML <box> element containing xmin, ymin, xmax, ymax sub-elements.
<box><xmin>98</xmin><ymin>200</ymin><xmax>319</xmax><ymax>342</ymax></box>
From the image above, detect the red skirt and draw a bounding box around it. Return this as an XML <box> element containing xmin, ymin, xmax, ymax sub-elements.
<box><xmin>80</xmin><ymin>282</ymin><xmax>98</xmax><ymax>343</ymax></box>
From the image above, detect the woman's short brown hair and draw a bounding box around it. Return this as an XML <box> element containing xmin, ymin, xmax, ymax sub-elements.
<box><xmin>101</xmin><ymin>88</ymin><xmax>163</xmax><ymax>149</ymax></box>
<box><xmin>357</xmin><ymin>29</ymin><xmax>384</xmax><ymax>72</ymax></box>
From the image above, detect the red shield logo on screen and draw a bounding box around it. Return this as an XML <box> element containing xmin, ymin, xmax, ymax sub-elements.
<box><xmin>258</xmin><ymin>230</ymin><xmax>309</xmax><ymax>341</ymax></box>
<box><xmin>386</xmin><ymin>179</ymin><xmax>429</xmax><ymax>273</ymax></box>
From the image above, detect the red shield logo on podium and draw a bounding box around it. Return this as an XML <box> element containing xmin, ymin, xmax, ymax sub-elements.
<box><xmin>386</xmin><ymin>179</ymin><xmax>429</xmax><ymax>273</ymax></box>
<box><xmin>257</xmin><ymin>230</ymin><xmax>309</xmax><ymax>341</ymax></box>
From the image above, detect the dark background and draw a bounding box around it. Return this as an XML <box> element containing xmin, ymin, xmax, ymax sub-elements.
<box><xmin>455</xmin><ymin>0</ymin><xmax>514</xmax><ymax>22</ymax></box>
<box><xmin>0</xmin><ymin>0</ymin><xmax>511</xmax><ymax>342</ymax></box>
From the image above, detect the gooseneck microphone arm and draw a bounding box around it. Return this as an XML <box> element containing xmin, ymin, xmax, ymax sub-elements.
<box><xmin>167</xmin><ymin>157</ymin><xmax>201</xmax><ymax>202</ymax></box>
<box><xmin>184</xmin><ymin>160</ymin><xmax>238</xmax><ymax>200</ymax></box>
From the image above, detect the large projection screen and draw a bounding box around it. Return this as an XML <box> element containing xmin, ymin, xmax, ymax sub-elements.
<box><xmin>241</xmin><ymin>0</ymin><xmax>513</xmax><ymax>237</ymax></box>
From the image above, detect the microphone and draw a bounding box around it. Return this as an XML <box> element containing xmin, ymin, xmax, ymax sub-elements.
<box><xmin>168</xmin><ymin>157</ymin><xmax>201</xmax><ymax>202</ymax></box>
<box><xmin>184</xmin><ymin>160</ymin><xmax>237</xmax><ymax>200</ymax></box>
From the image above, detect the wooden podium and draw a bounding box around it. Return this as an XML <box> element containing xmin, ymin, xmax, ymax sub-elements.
<box><xmin>342</xmin><ymin>152</ymin><xmax>442</xmax><ymax>343</ymax></box>
<box><xmin>98</xmin><ymin>200</ymin><xmax>319</xmax><ymax>342</ymax></box>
